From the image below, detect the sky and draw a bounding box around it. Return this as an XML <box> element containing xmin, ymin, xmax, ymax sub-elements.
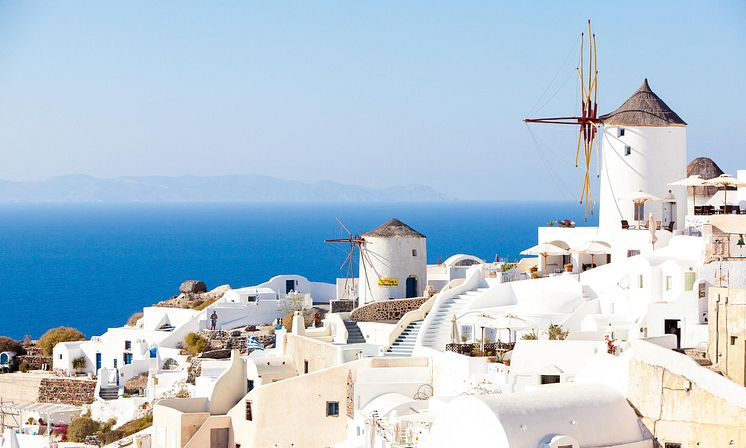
<box><xmin>0</xmin><ymin>1</ymin><xmax>744</xmax><ymax>201</ymax></box>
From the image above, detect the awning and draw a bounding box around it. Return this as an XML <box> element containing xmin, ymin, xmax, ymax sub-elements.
<box><xmin>0</xmin><ymin>402</ymin><xmax>81</xmax><ymax>416</ymax></box>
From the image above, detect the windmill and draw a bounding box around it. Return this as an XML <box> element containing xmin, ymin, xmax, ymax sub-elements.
<box><xmin>325</xmin><ymin>218</ymin><xmax>375</xmax><ymax>302</ymax></box>
<box><xmin>524</xmin><ymin>20</ymin><xmax>601</xmax><ymax>218</ymax></box>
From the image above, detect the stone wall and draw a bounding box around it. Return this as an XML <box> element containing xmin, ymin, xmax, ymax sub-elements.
<box><xmin>330</xmin><ymin>300</ymin><xmax>355</xmax><ymax>314</ymax></box>
<box><xmin>37</xmin><ymin>378</ymin><xmax>96</xmax><ymax>405</ymax></box>
<box><xmin>17</xmin><ymin>346</ymin><xmax>51</xmax><ymax>370</ymax></box>
<box><xmin>198</xmin><ymin>330</ymin><xmax>274</xmax><ymax>354</ymax></box>
<box><xmin>627</xmin><ymin>343</ymin><xmax>746</xmax><ymax>447</ymax></box>
<box><xmin>350</xmin><ymin>297</ymin><xmax>428</xmax><ymax>322</ymax></box>
<box><xmin>707</xmin><ymin>286</ymin><xmax>746</xmax><ymax>386</ymax></box>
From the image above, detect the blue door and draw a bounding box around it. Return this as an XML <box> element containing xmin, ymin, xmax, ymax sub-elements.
<box><xmin>124</xmin><ymin>353</ymin><xmax>133</xmax><ymax>365</ymax></box>
<box><xmin>96</xmin><ymin>353</ymin><xmax>102</xmax><ymax>370</ymax></box>
<box><xmin>406</xmin><ymin>276</ymin><xmax>417</xmax><ymax>298</ymax></box>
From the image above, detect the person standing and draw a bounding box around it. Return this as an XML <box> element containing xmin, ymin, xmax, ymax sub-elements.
<box><xmin>210</xmin><ymin>310</ymin><xmax>218</xmax><ymax>331</ymax></box>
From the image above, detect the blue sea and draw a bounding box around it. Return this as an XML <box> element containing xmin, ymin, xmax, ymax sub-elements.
<box><xmin>0</xmin><ymin>202</ymin><xmax>597</xmax><ymax>339</ymax></box>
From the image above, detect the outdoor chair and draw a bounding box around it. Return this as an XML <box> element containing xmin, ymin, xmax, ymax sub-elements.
<box><xmin>665</xmin><ymin>221</ymin><xmax>675</xmax><ymax>232</ymax></box>
<box><xmin>621</xmin><ymin>220</ymin><xmax>630</xmax><ymax>230</ymax></box>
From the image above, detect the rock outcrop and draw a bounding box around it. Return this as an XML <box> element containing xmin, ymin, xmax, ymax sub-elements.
<box><xmin>179</xmin><ymin>280</ymin><xmax>208</xmax><ymax>294</ymax></box>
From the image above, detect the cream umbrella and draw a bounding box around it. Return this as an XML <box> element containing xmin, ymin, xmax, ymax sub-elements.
<box><xmin>476</xmin><ymin>313</ymin><xmax>535</xmax><ymax>343</ymax></box>
<box><xmin>571</xmin><ymin>240</ymin><xmax>610</xmax><ymax>269</ymax></box>
<box><xmin>668</xmin><ymin>175</ymin><xmax>706</xmax><ymax>211</ymax></box>
<box><xmin>450</xmin><ymin>314</ymin><xmax>460</xmax><ymax>344</ymax></box>
<box><xmin>520</xmin><ymin>242</ymin><xmax>569</xmax><ymax>273</ymax></box>
<box><xmin>649</xmin><ymin>213</ymin><xmax>658</xmax><ymax>249</ymax></box>
<box><xmin>618</xmin><ymin>190</ymin><xmax>662</xmax><ymax>229</ymax></box>
<box><xmin>703</xmin><ymin>174</ymin><xmax>746</xmax><ymax>211</ymax></box>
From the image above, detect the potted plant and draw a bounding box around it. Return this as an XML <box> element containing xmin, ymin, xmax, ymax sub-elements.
<box><xmin>72</xmin><ymin>356</ymin><xmax>86</xmax><ymax>374</ymax></box>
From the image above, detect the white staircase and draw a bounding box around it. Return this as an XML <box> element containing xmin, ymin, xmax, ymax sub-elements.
<box><xmin>419</xmin><ymin>287</ymin><xmax>489</xmax><ymax>350</ymax></box>
<box><xmin>384</xmin><ymin>320</ymin><xmax>423</xmax><ymax>357</ymax></box>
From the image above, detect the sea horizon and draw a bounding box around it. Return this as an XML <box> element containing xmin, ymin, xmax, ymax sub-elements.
<box><xmin>0</xmin><ymin>201</ymin><xmax>598</xmax><ymax>339</ymax></box>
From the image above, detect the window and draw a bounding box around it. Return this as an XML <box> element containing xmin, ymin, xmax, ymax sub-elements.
<box><xmin>684</xmin><ymin>272</ymin><xmax>696</xmax><ymax>292</ymax></box>
<box><xmin>541</xmin><ymin>375</ymin><xmax>561</xmax><ymax>384</ymax></box>
<box><xmin>412</xmin><ymin>249</ymin><xmax>417</xmax><ymax>257</ymax></box>
<box><xmin>624</xmin><ymin>145</ymin><xmax>632</xmax><ymax>156</ymax></box>
<box><xmin>665</xmin><ymin>276</ymin><xmax>672</xmax><ymax>291</ymax></box>
<box><xmin>304</xmin><ymin>360</ymin><xmax>309</xmax><ymax>374</ymax></box>
<box><xmin>638</xmin><ymin>275</ymin><xmax>644</xmax><ymax>289</ymax></box>
<box><xmin>618</xmin><ymin>127</ymin><xmax>625</xmax><ymax>137</ymax></box>
<box><xmin>664</xmin><ymin>443</ymin><xmax>682</xmax><ymax>448</ymax></box>
<box><xmin>627</xmin><ymin>249</ymin><xmax>640</xmax><ymax>257</ymax></box>
<box><xmin>245</xmin><ymin>400</ymin><xmax>253</xmax><ymax>421</ymax></box>
<box><xmin>247</xmin><ymin>380</ymin><xmax>254</xmax><ymax>392</ymax></box>
<box><xmin>124</xmin><ymin>340</ymin><xmax>131</xmax><ymax>350</ymax></box>
<box><xmin>326</xmin><ymin>401</ymin><xmax>340</xmax><ymax>417</ymax></box>
<box><xmin>460</xmin><ymin>325</ymin><xmax>473</xmax><ymax>342</ymax></box>
<box><xmin>731</xmin><ymin>336</ymin><xmax>738</xmax><ymax>346</ymax></box>
<box><xmin>59</xmin><ymin>354</ymin><xmax>62</xmax><ymax>360</ymax></box>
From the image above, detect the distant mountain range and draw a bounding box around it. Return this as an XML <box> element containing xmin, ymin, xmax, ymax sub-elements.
<box><xmin>0</xmin><ymin>175</ymin><xmax>452</xmax><ymax>202</ymax></box>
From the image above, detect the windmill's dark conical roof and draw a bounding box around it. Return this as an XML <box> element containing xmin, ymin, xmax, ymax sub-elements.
<box><xmin>688</xmin><ymin>157</ymin><xmax>724</xmax><ymax>180</ymax></box>
<box><xmin>362</xmin><ymin>218</ymin><xmax>425</xmax><ymax>238</ymax></box>
<box><xmin>600</xmin><ymin>79</ymin><xmax>686</xmax><ymax>127</ymax></box>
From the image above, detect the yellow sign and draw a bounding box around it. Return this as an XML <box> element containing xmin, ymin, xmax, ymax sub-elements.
<box><xmin>378</xmin><ymin>277</ymin><xmax>399</xmax><ymax>287</ymax></box>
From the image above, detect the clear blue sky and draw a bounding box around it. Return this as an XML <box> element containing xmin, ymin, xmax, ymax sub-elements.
<box><xmin>0</xmin><ymin>1</ymin><xmax>744</xmax><ymax>200</ymax></box>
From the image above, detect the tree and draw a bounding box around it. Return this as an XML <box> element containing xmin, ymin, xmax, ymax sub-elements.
<box><xmin>38</xmin><ymin>327</ymin><xmax>86</xmax><ymax>356</ymax></box>
<box><xmin>67</xmin><ymin>415</ymin><xmax>100</xmax><ymax>443</ymax></box>
<box><xmin>548</xmin><ymin>324</ymin><xmax>569</xmax><ymax>340</ymax></box>
<box><xmin>72</xmin><ymin>356</ymin><xmax>86</xmax><ymax>371</ymax></box>
<box><xmin>0</xmin><ymin>336</ymin><xmax>22</xmax><ymax>354</ymax></box>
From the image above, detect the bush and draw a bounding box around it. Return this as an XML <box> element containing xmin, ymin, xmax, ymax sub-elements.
<box><xmin>281</xmin><ymin>311</ymin><xmax>311</xmax><ymax>332</ymax></box>
<box><xmin>67</xmin><ymin>415</ymin><xmax>100</xmax><ymax>443</ymax></box>
<box><xmin>548</xmin><ymin>324</ymin><xmax>569</xmax><ymax>340</ymax></box>
<box><xmin>0</xmin><ymin>336</ymin><xmax>22</xmax><ymax>354</ymax></box>
<box><xmin>127</xmin><ymin>312</ymin><xmax>143</xmax><ymax>327</ymax></box>
<box><xmin>19</xmin><ymin>362</ymin><xmax>30</xmax><ymax>373</ymax></box>
<box><xmin>72</xmin><ymin>356</ymin><xmax>86</xmax><ymax>371</ymax></box>
<box><xmin>521</xmin><ymin>331</ymin><xmax>538</xmax><ymax>340</ymax></box>
<box><xmin>192</xmin><ymin>297</ymin><xmax>218</xmax><ymax>311</ymax></box>
<box><xmin>183</xmin><ymin>333</ymin><xmax>208</xmax><ymax>355</ymax></box>
<box><xmin>38</xmin><ymin>327</ymin><xmax>86</xmax><ymax>356</ymax></box>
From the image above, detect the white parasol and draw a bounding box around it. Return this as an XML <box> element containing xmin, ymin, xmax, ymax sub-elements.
<box><xmin>570</xmin><ymin>240</ymin><xmax>611</xmax><ymax>268</ymax></box>
<box><xmin>618</xmin><ymin>190</ymin><xmax>662</xmax><ymax>229</ymax></box>
<box><xmin>521</xmin><ymin>242</ymin><xmax>569</xmax><ymax>273</ymax></box>
<box><xmin>649</xmin><ymin>213</ymin><xmax>658</xmax><ymax>249</ymax></box>
<box><xmin>668</xmin><ymin>175</ymin><xmax>706</xmax><ymax>209</ymax></box>
<box><xmin>703</xmin><ymin>174</ymin><xmax>746</xmax><ymax>210</ymax></box>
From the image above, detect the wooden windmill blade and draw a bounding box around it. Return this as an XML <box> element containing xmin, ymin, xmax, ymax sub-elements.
<box><xmin>524</xmin><ymin>19</ymin><xmax>601</xmax><ymax>219</ymax></box>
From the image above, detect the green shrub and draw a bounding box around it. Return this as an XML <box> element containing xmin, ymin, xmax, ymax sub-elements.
<box><xmin>38</xmin><ymin>327</ymin><xmax>86</xmax><ymax>356</ymax></box>
<box><xmin>521</xmin><ymin>331</ymin><xmax>538</xmax><ymax>340</ymax></box>
<box><xmin>19</xmin><ymin>362</ymin><xmax>30</xmax><ymax>373</ymax></box>
<box><xmin>548</xmin><ymin>324</ymin><xmax>569</xmax><ymax>340</ymax></box>
<box><xmin>72</xmin><ymin>356</ymin><xmax>86</xmax><ymax>371</ymax></box>
<box><xmin>67</xmin><ymin>415</ymin><xmax>100</xmax><ymax>442</ymax></box>
<box><xmin>183</xmin><ymin>333</ymin><xmax>208</xmax><ymax>355</ymax></box>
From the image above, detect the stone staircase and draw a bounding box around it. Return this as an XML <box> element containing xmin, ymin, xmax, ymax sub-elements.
<box><xmin>384</xmin><ymin>320</ymin><xmax>423</xmax><ymax>357</ymax></box>
<box><xmin>420</xmin><ymin>287</ymin><xmax>489</xmax><ymax>350</ymax></box>
<box><xmin>344</xmin><ymin>320</ymin><xmax>366</xmax><ymax>344</ymax></box>
<box><xmin>99</xmin><ymin>386</ymin><xmax>119</xmax><ymax>400</ymax></box>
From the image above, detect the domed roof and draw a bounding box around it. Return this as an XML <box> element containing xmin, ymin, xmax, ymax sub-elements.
<box><xmin>687</xmin><ymin>157</ymin><xmax>724</xmax><ymax>180</ymax></box>
<box><xmin>600</xmin><ymin>79</ymin><xmax>686</xmax><ymax>127</ymax></box>
<box><xmin>362</xmin><ymin>218</ymin><xmax>425</xmax><ymax>238</ymax></box>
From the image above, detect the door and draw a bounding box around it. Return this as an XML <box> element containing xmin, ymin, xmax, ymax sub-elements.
<box><xmin>124</xmin><ymin>353</ymin><xmax>133</xmax><ymax>365</ymax></box>
<box><xmin>406</xmin><ymin>276</ymin><xmax>417</xmax><ymax>298</ymax></box>
<box><xmin>285</xmin><ymin>279</ymin><xmax>295</xmax><ymax>294</ymax></box>
<box><xmin>664</xmin><ymin>319</ymin><xmax>681</xmax><ymax>349</ymax></box>
<box><xmin>210</xmin><ymin>428</ymin><xmax>229</xmax><ymax>448</ymax></box>
<box><xmin>96</xmin><ymin>353</ymin><xmax>102</xmax><ymax>370</ymax></box>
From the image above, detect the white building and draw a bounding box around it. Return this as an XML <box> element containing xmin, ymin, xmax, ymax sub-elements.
<box><xmin>599</xmin><ymin>79</ymin><xmax>688</xmax><ymax>231</ymax></box>
<box><xmin>359</xmin><ymin>218</ymin><xmax>427</xmax><ymax>303</ymax></box>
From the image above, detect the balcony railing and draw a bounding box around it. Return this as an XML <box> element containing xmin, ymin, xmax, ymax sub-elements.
<box><xmin>445</xmin><ymin>341</ymin><xmax>515</xmax><ymax>359</ymax></box>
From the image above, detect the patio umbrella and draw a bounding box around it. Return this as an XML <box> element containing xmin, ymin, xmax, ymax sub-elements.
<box><xmin>703</xmin><ymin>174</ymin><xmax>746</xmax><ymax>210</ymax></box>
<box><xmin>450</xmin><ymin>314</ymin><xmax>460</xmax><ymax>344</ymax></box>
<box><xmin>649</xmin><ymin>213</ymin><xmax>658</xmax><ymax>249</ymax></box>
<box><xmin>618</xmin><ymin>190</ymin><xmax>662</xmax><ymax>229</ymax></box>
<box><xmin>477</xmin><ymin>313</ymin><xmax>535</xmax><ymax>343</ymax></box>
<box><xmin>520</xmin><ymin>242</ymin><xmax>569</xmax><ymax>273</ymax></box>
<box><xmin>668</xmin><ymin>175</ymin><xmax>706</xmax><ymax>209</ymax></box>
<box><xmin>570</xmin><ymin>240</ymin><xmax>610</xmax><ymax>268</ymax></box>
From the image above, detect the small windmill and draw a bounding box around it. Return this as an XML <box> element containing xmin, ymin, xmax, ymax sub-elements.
<box><xmin>325</xmin><ymin>218</ymin><xmax>375</xmax><ymax>301</ymax></box>
<box><xmin>525</xmin><ymin>20</ymin><xmax>601</xmax><ymax>218</ymax></box>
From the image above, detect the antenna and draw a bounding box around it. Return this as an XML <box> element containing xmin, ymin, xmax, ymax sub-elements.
<box><xmin>525</xmin><ymin>20</ymin><xmax>600</xmax><ymax>219</ymax></box>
